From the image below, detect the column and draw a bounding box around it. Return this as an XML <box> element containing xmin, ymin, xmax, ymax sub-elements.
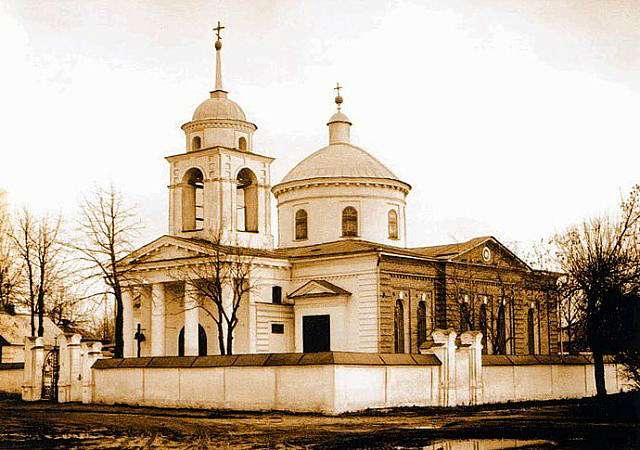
<box><xmin>184</xmin><ymin>284</ymin><xmax>199</xmax><ymax>356</ymax></box>
<box><xmin>122</xmin><ymin>288</ymin><xmax>134</xmax><ymax>357</ymax></box>
<box><xmin>151</xmin><ymin>283</ymin><xmax>166</xmax><ymax>356</ymax></box>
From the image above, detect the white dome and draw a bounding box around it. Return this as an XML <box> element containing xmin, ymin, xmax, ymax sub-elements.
<box><xmin>192</xmin><ymin>93</ymin><xmax>247</xmax><ymax>121</ymax></box>
<box><xmin>281</xmin><ymin>142</ymin><xmax>399</xmax><ymax>184</ymax></box>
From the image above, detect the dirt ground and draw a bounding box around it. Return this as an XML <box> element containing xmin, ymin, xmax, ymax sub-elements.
<box><xmin>0</xmin><ymin>392</ymin><xmax>638</xmax><ymax>449</ymax></box>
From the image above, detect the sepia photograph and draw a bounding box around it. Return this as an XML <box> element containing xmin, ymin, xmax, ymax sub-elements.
<box><xmin>0</xmin><ymin>1</ymin><xmax>638</xmax><ymax>448</ymax></box>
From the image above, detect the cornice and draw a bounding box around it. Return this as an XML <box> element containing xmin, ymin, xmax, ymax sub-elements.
<box><xmin>272</xmin><ymin>177</ymin><xmax>411</xmax><ymax>197</ymax></box>
<box><xmin>181</xmin><ymin>118</ymin><xmax>257</xmax><ymax>133</ymax></box>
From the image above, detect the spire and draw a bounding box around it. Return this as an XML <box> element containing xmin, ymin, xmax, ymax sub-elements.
<box><xmin>212</xmin><ymin>21</ymin><xmax>227</xmax><ymax>95</ymax></box>
<box><xmin>327</xmin><ymin>82</ymin><xmax>351</xmax><ymax>144</ymax></box>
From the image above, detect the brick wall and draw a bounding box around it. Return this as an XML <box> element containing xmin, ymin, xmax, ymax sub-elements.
<box><xmin>378</xmin><ymin>253</ymin><xmax>559</xmax><ymax>355</ymax></box>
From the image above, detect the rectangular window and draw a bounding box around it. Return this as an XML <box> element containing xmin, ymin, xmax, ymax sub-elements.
<box><xmin>271</xmin><ymin>323</ymin><xmax>284</xmax><ymax>334</ymax></box>
<box><xmin>272</xmin><ymin>286</ymin><xmax>282</xmax><ymax>304</ymax></box>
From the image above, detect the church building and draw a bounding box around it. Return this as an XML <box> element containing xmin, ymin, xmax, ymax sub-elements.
<box><xmin>119</xmin><ymin>27</ymin><xmax>559</xmax><ymax>359</ymax></box>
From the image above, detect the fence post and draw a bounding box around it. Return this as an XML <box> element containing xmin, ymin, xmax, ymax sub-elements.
<box><xmin>69</xmin><ymin>334</ymin><xmax>83</xmax><ymax>402</ymax></box>
<box><xmin>459</xmin><ymin>331</ymin><xmax>484</xmax><ymax>405</ymax></box>
<box><xmin>81</xmin><ymin>340</ymin><xmax>102</xmax><ymax>404</ymax></box>
<box><xmin>421</xmin><ymin>329</ymin><xmax>458</xmax><ymax>406</ymax></box>
<box><xmin>57</xmin><ymin>334</ymin><xmax>72</xmax><ymax>403</ymax></box>
<box><xmin>21</xmin><ymin>336</ymin><xmax>45</xmax><ymax>401</ymax></box>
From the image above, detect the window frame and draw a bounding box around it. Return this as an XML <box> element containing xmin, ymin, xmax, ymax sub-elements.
<box><xmin>294</xmin><ymin>209</ymin><xmax>308</xmax><ymax>241</ymax></box>
<box><xmin>388</xmin><ymin>209</ymin><xmax>399</xmax><ymax>239</ymax></box>
<box><xmin>341</xmin><ymin>206</ymin><xmax>359</xmax><ymax>237</ymax></box>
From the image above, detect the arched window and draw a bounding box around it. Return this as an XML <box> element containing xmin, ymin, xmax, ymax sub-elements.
<box><xmin>496</xmin><ymin>299</ymin><xmax>507</xmax><ymax>355</ymax></box>
<box><xmin>238</xmin><ymin>137</ymin><xmax>247</xmax><ymax>151</ymax></box>
<box><xmin>181</xmin><ymin>168</ymin><xmax>204</xmax><ymax>231</ymax></box>
<box><xmin>178</xmin><ymin>324</ymin><xmax>207</xmax><ymax>356</ymax></box>
<box><xmin>527</xmin><ymin>307</ymin><xmax>536</xmax><ymax>354</ymax></box>
<box><xmin>479</xmin><ymin>301</ymin><xmax>488</xmax><ymax>354</ymax></box>
<box><xmin>394</xmin><ymin>299</ymin><xmax>405</xmax><ymax>353</ymax></box>
<box><xmin>272</xmin><ymin>286</ymin><xmax>282</xmax><ymax>304</ymax></box>
<box><xmin>417</xmin><ymin>301</ymin><xmax>427</xmax><ymax>348</ymax></box>
<box><xmin>459</xmin><ymin>294</ymin><xmax>471</xmax><ymax>332</ymax></box>
<box><xmin>295</xmin><ymin>209</ymin><xmax>308</xmax><ymax>240</ymax></box>
<box><xmin>191</xmin><ymin>136</ymin><xmax>202</xmax><ymax>151</ymax></box>
<box><xmin>341</xmin><ymin>206</ymin><xmax>358</xmax><ymax>237</ymax></box>
<box><xmin>236</xmin><ymin>168</ymin><xmax>258</xmax><ymax>232</ymax></box>
<box><xmin>388</xmin><ymin>209</ymin><xmax>398</xmax><ymax>239</ymax></box>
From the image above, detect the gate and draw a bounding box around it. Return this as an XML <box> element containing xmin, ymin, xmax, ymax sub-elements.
<box><xmin>41</xmin><ymin>347</ymin><xmax>59</xmax><ymax>401</ymax></box>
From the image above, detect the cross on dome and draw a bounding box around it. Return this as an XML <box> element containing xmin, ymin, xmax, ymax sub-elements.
<box><xmin>334</xmin><ymin>82</ymin><xmax>343</xmax><ymax>111</ymax></box>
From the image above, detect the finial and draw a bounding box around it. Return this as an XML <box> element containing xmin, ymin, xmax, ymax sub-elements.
<box><xmin>213</xmin><ymin>21</ymin><xmax>226</xmax><ymax>91</ymax></box>
<box><xmin>334</xmin><ymin>82</ymin><xmax>343</xmax><ymax>111</ymax></box>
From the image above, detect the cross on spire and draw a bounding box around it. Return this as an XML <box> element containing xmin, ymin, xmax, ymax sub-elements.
<box><xmin>334</xmin><ymin>82</ymin><xmax>342</xmax><ymax>97</ymax></box>
<box><xmin>214</xmin><ymin>21</ymin><xmax>225</xmax><ymax>41</ymax></box>
<box><xmin>213</xmin><ymin>21</ymin><xmax>226</xmax><ymax>91</ymax></box>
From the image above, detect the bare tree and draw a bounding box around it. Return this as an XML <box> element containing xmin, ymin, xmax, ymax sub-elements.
<box><xmin>0</xmin><ymin>203</ymin><xmax>20</xmax><ymax>311</ymax></box>
<box><xmin>46</xmin><ymin>282</ymin><xmax>95</xmax><ymax>332</ymax></box>
<box><xmin>68</xmin><ymin>185</ymin><xmax>141</xmax><ymax>358</ymax></box>
<box><xmin>554</xmin><ymin>184</ymin><xmax>640</xmax><ymax>397</ymax></box>
<box><xmin>448</xmin><ymin>262</ymin><xmax>517</xmax><ymax>355</ymax></box>
<box><xmin>175</xmin><ymin>230</ymin><xmax>256</xmax><ymax>355</ymax></box>
<box><xmin>12</xmin><ymin>209</ymin><xmax>64</xmax><ymax>337</ymax></box>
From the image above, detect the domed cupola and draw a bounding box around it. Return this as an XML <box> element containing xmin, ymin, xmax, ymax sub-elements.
<box><xmin>272</xmin><ymin>85</ymin><xmax>411</xmax><ymax>249</ymax></box>
<box><xmin>181</xmin><ymin>24</ymin><xmax>256</xmax><ymax>153</ymax></box>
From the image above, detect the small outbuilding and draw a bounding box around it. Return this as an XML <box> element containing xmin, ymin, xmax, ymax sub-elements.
<box><xmin>0</xmin><ymin>313</ymin><xmax>62</xmax><ymax>363</ymax></box>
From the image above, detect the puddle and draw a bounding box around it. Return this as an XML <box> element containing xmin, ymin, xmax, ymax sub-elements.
<box><xmin>418</xmin><ymin>439</ymin><xmax>556</xmax><ymax>449</ymax></box>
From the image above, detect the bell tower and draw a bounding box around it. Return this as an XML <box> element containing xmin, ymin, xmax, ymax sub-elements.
<box><xmin>166</xmin><ymin>23</ymin><xmax>274</xmax><ymax>249</ymax></box>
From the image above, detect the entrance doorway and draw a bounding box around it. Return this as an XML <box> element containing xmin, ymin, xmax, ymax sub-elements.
<box><xmin>302</xmin><ymin>315</ymin><xmax>330</xmax><ymax>353</ymax></box>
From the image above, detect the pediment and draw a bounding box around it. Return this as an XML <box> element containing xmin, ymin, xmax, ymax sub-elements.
<box><xmin>451</xmin><ymin>237</ymin><xmax>531</xmax><ymax>271</ymax></box>
<box><xmin>288</xmin><ymin>280</ymin><xmax>351</xmax><ymax>299</ymax></box>
<box><xmin>119</xmin><ymin>236</ymin><xmax>211</xmax><ymax>267</ymax></box>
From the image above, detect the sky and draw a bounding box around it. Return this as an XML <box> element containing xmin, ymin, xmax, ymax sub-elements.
<box><xmin>1</xmin><ymin>0</ymin><xmax>638</xmax><ymax>251</ymax></box>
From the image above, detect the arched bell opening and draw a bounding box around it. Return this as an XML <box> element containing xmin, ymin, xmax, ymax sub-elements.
<box><xmin>236</xmin><ymin>168</ymin><xmax>258</xmax><ymax>232</ymax></box>
<box><xmin>181</xmin><ymin>168</ymin><xmax>204</xmax><ymax>231</ymax></box>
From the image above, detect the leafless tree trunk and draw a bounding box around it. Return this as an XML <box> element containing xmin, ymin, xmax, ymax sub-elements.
<box><xmin>554</xmin><ymin>184</ymin><xmax>640</xmax><ymax>397</ymax></box>
<box><xmin>175</xmin><ymin>230</ymin><xmax>256</xmax><ymax>355</ymax></box>
<box><xmin>68</xmin><ymin>185</ymin><xmax>140</xmax><ymax>358</ymax></box>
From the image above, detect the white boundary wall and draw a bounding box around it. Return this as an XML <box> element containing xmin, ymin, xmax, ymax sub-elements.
<box><xmin>482</xmin><ymin>362</ymin><xmax>623</xmax><ymax>404</ymax></box>
<box><xmin>18</xmin><ymin>329</ymin><xmax>630</xmax><ymax>414</ymax></box>
<box><xmin>92</xmin><ymin>363</ymin><xmax>440</xmax><ymax>414</ymax></box>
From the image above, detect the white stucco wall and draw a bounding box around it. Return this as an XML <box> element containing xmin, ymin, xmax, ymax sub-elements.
<box><xmin>1</xmin><ymin>345</ymin><xmax>24</xmax><ymax>363</ymax></box>
<box><xmin>290</xmin><ymin>255</ymin><xmax>379</xmax><ymax>352</ymax></box>
<box><xmin>91</xmin><ymin>363</ymin><xmax>440</xmax><ymax>414</ymax></box>
<box><xmin>0</xmin><ymin>366</ymin><xmax>23</xmax><ymax>393</ymax></box>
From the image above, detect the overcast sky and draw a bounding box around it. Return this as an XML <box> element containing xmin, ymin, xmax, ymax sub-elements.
<box><xmin>1</xmin><ymin>0</ymin><xmax>638</xmax><ymax>250</ymax></box>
